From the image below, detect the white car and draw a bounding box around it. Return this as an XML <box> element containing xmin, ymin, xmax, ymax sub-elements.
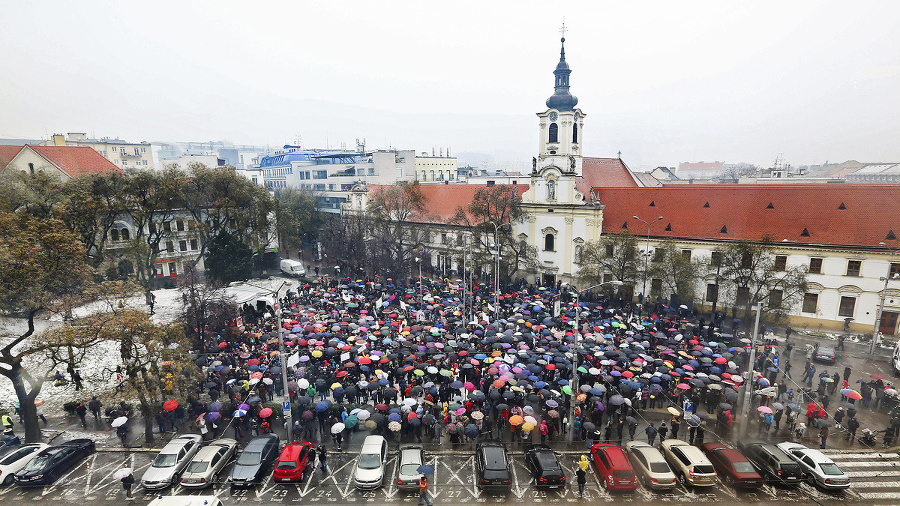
<box><xmin>396</xmin><ymin>444</ymin><xmax>424</xmax><ymax>490</ymax></box>
<box><xmin>141</xmin><ymin>435</ymin><xmax>203</xmax><ymax>490</ymax></box>
<box><xmin>354</xmin><ymin>435</ymin><xmax>387</xmax><ymax>489</ymax></box>
<box><xmin>625</xmin><ymin>441</ymin><xmax>677</xmax><ymax>490</ymax></box>
<box><xmin>180</xmin><ymin>438</ymin><xmax>238</xmax><ymax>488</ymax></box>
<box><xmin>776</xmin><ymin>442</ymin><xmax>850</xmax><ymax>490</ymax></box>
<box><xmin>0</xmin><ymin>444</ymin><xmax>49</xmax><ymax>486</ymax></box>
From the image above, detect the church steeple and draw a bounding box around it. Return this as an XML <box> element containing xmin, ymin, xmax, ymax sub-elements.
<box><xmin>546</xmin><ymin>35</ymin><xmax>578</xmax><ymax>111</ymax></box>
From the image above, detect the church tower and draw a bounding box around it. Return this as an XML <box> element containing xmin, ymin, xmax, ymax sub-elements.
<box><xmin>525</xmin><ymin>31</ymin><xmax>586</xmax><ymax>206</ymax></box>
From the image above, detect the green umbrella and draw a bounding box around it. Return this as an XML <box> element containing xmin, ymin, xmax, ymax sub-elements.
<box><xmin>440</xmin><ymin>369</ymin><xmax>453</xmax><ymax>377</ymax></box>
<box><xmin>344</xmin><ymin>415</ymin><xmax>359</xmax><ymax>428</ymax></box>
<box><xmin>413</xmin><ymin>369</ymin><xmax>425</xmax><ymax>376</ymax></box>
<box><xmin>577</xmin><ymin>366</ymin><xmax>588</xmax><ymax>374</ymax></box>
<box><xmin>347</xmin><ymin>303</ymin><xmax>358</xmax><ymax>308</ymax></box>
<box><xmin>562</xmin><ymin>385</ymin><xmax>573</xmax><ymax>395</ymax></box>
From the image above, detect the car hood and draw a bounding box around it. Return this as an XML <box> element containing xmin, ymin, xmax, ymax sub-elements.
<box><xmin>15</xmin><ymin>468</ymin><xmax>47</xmax><ymax>479</ymax></box>
<box><xmin>355</xmin><ymin>467</ymin><xmax>383</xmax><ymax>482</ymax></box>
<box><xmin>142</xmin><ymin>465</ymin><xmax>177</xmax><ymax>483</ymax></box>
<box><xmin>230</xmin><ymin>464</ymin><xmax>262</xmax><ymax>481</ymax></box>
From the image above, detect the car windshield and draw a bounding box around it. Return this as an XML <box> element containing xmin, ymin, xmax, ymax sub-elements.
<box><xmin>237</xmin><ymin>452</ymin><xmax>261</xmax><ymax>466</ymax></box>
<box><xmin>152</xmin><ymin>453</ymin><xmax>178</xmax><ymax>468</ymax></box>
<box><xmin>358</xmin><ymin>453</ymin><xmax>381</xmax><ymax>469</ymax></box>
<box><xmin>21</xmin><ymin>450</ymin><xmax>58</xmax><ymax>472</ymax></box>
<box><xmin>400</xmin><ymin>464</ymin><xmax>421</xmax><ymax>475</ymax></box>
<box><xmin>820</xmin><ymin>463</ymin><xmax>843</xmax><ymax>475</ymax></box>
<box><xmin>649</xmin><ymin>462</ymin><xmax>670</xmax><ymax>473</ymax></box>
<box><xmin>276</xmin><ymin>460</ymin><xmax>297</xmax><ymax>470</ymax></box>
<box><xmin>612</xmin><ymin>469</ymin><xmax>634</xmax><ymax>479</ymax></box>
<box><xmin>733</xmin><ymin>462</ymin><xmax>755</xmax><ymax>473</ymax></box>
<box><xmin>694</xmin><ymin>465</ymin><xmax>715</xmax><ymax>474</ymax></box>
<box><xmin>186</xmin><ymin>461</ymin><xmax>209</xmax><ymax>474</ymax></box>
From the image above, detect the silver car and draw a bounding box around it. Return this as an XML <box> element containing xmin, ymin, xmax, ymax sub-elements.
<box><xmin>354</xmin><ymin>435</ymin><xmax>387</xmax><ymax>490</ymax></box>
<box><xmin>180</xmin><ymin>438</ymin><xmax>238</xmax><ymax>488</ymax></box>
<box><xmin>396</xmin><ymin>444</ymin><xmax>424</xmax><ymax>490</ymax></box>
<box><xmin>625</xmin><ymin>441</ymin><xmax>677</xmax><ymax>490</ymax></box>
<box><xmin>141</xmin><ymin>435</ymin><xmax>203</xmax><ymax>490</ymax></box>
<box><xmin>776</xmin><ymin>442</ymin><xmax>850</xmax><ymax>490</ymax></box>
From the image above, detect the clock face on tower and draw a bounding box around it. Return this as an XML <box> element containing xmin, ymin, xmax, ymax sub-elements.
<box><xmin>549</xmin><ymin>111</ymin><xmax>558</xmax><ymax>121</ymax></box>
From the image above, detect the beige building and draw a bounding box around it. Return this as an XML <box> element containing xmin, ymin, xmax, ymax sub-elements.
<box><xmin>47</xmin><ymin>132</ymin><xmax>156</xmax><ymax>170</ymax></box>
<box><xmin>415</xmin><ymin>151</ymin><xmax>458</xmax><ymax>183</ymax></box>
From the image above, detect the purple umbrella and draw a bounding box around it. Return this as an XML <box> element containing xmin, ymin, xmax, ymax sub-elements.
<box><xmin>205</xmin><ymin>411</ymin><xmax>221</xmax><ymax>422</ymax></box>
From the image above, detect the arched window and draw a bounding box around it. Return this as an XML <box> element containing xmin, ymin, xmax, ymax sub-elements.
<box><xmin>548</xmin><ymin>123</ymin><xmax>558</xmax><ymax>143</ymax></box>
<box><xmin>120</xmin><ymin>228</ymin><xmax>130</xmax><ymax>241</ymax></box>
<box><xmin>118</xmin><ymin>259</ymin><xmax>134</xmax><ymax>276</ymax></box>
<box><xmin>575</xmin><ymin>245</ymin><xmax>583</xmax><ymax>262</ymax></box>
<box><xmin>110</xmin><ymin>229</ymin><xmax>119</xmax><ymax>242</ymax></box>
<box><xmin>572</xmin><ymin>123</ymin><xmax>578</xmax><ymax>143</ymax></box>
<box><xmin>547</xmin><ymin>180</ymin><xmax>556</xmax><ymax>200</ymax></box>
<box><xmin>544</xmin><ymin>233</ymin><xmax>555</xmax><ymax>251</ymax></box>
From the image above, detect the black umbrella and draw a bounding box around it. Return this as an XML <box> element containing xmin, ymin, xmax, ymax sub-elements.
<box><xmin>719</xmin><ymin>403</ymin><xmax>733</xmax><ymax>411</ymax></box>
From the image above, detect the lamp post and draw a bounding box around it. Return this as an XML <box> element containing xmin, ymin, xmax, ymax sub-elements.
<box><xmin>632</xmin><ymin>215</ymin><xmax>664</xmax><ymax>299</ymax></box>
<box><xmin>740</xmin><ymin>301</ymin><xmax>764</xmax><ymax>437</ymax></box>
<box><xmin>871</xmin><ymin>242</ymin><xmax>899</xmax><ymax>355</ymax></box>
<box><xmin>568</xmin><ymin>280</ymin><xmax>623</xmax><ymax>442</ymax></box>
<box><xmin>488</xmin><ymin>222</ymin><xmax>501</xmax><ymax>321</ymax></box>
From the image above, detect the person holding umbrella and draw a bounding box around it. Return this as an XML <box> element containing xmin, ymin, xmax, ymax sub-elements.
<box><xmin>115</xmin><ymin>466</ymin><xmax>134</xmax><ymax>499</ymax></box>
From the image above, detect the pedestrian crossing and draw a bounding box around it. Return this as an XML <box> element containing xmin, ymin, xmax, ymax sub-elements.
<box><xmin>825</xmin><ymin>449</ymin><xmax>900</xmax><ymax>503</ymax></box>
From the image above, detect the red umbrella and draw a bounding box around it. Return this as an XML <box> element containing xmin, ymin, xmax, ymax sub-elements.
<box><xmin>218</xmin><ymin>342</ymin><xmax>227</xmax><ymax>350</ymax></box>
<box><xmin>336</xmin><ymin>370</ymin><xmax>348</xmax><ymax>378</ymax></box>
<box><xmin>163</xmin><ymin>400</ymin><xmax>178</xmax><ymax>411</ymax></box>
<box><xmin>239</xmin><ymin>353</ymin><xmax>251</xmax><ymax>359</ymax></box>
<box><xmin>358</xmin><ymin>357</ymin><xmax>372</xmax><ymax>365</ymax></box>
<box><xmin>714</xmin><ymin>357</ymin><xmax>727</xmax><ymax>364</ymax></box>
<box><xmin>375</xmin><ymin>403</ymin><xmax>389</xmax><ymax>411</ymax></box>
<box><xmin>259</xmin><ymin>407</ymin><xmax>273</xmax><ymax>418</ymax></box>
<box><xmin>247</xmin><ymin>358</ymin><xmax>261</xmax><ymax>366</ymax></box>
<box><xmin>676</xmin><ymin>383</ymin><xmax>691</xmax><ymax>390</ymax></box>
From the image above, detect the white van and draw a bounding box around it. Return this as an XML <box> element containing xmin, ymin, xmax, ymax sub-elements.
<box><xmin>280</xmin><ymin>259</ymin><xmax>306</xmax><ymax>277</ymax></box>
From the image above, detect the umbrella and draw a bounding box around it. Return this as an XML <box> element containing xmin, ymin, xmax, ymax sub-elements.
<box><xmin>388</xmin><ymin>421</ymin><xmax>402</xmax><ymax>432</ymax></box>
<box><xmin>841</xmin><ymin>389</ymin><xmax>863</xmax><ymax>400</ymax></box>
<box><xmin>331</xmin><ymin>422</ymin><xmax>346</xmax><ymax>434</ymax></box>
<box><xmin>163</xmin><ymin>400</ymin><xmax>178</xmax><ymax>411</ymax></box>
<box><xmin>719</xmin><ymin>403</ymin><xmax>733</xmax><ymax>411</ymax></box>
<box><xmin>816</xmin><ymin>419</ymin><xmax>832</xmax><ymax>428</ymax></box>
<box><xmin>509</xmin><ymin>415</ymin><xmax>524</xmax><ymax>426</ymax></box>
<box><xmin>233</xmin><ymin>408</ymin><xmax>248</xmax><ymax>417</ymax></box>
<box><xmin>357</xmin><ymin>410</ymin><xmax>371</xmax><ymax>421</ymax></box>
<box><xmin>205</xmin><ymin>411</ymin><xmax>221</xmax><ymax>422</ymax></box>
<box><xmin>464</xmin><ymin>424</ymin><xmax>480</xmax><ymax>438</ymax></box>
<box><xmin>259</xmin><ymin>407</ymin><xmax>273</xmax><ymax>418</ymax></box>
<box><xmin>344</xmin><ymin>415</ymin><xmax>359</xmax><ymax>428</ymax></box>
<box><xmin>757</xmin><ymin>406</ymin><xmax>773</xmax><ymax>414</ymax></box>
<box><xmin>112</xmin><ymin>468</ymin><xmax>133</xmax><ymax>480</ymax></box>
<box><xmin>417</xmin><ymin>464</ymin><xmax>435</xmax><ymax>476</ymax></box>
<box><xmin>667</xmin><ymin>407</ymin><xmax>680</xmax><ymax>416</ymax></box>
<box><xmin>111</xmin><ymin>416</ymin><xmax>128</xmax><ymax>428</ymax></box>
<box><xmin>686</xmin><ymin>414</ymin><xmax>702</xmax><ymax>427</ymax></box>
<box><xmin>316</xmin><ymin>401</ymin><xmax>331</xmax><ymax>412</ymax></box>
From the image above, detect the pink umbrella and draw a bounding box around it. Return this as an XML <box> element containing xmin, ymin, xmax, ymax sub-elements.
<box><xmin>676</xmin><ymin>383</ymin><xmax>691</xmax><ymax>390</ymax></box>
<box><xmin>259</xmin><ymin>407</ymin><xmax>273</xmax><ymax>418</ymax></box>
<box><xmin>456</xmin><ymin>407</ymin><xmax>466</xmax><ymax>415</ymax></box>
<box><xmin>757</xmin><ymin>406</ymin><xmax>773</xmax><ymax>414</ymax></box>
<box><xmin>464</xmin><ymin>382</ymin><xmax>475</xmax><ymax>391</ymax></box>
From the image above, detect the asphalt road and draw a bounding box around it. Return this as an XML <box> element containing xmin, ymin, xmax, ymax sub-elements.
<box><xmin>0</xmin><ymin>448</ymin><xmax>895</xmax><ymax>506</ymax></box>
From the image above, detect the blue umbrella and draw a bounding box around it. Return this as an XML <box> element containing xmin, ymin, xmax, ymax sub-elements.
<box><xmin>233</xmin><ymin>409</ymin><xmax>248</xmax><ymax>417</ymax></box>
<box><xmin>417</xmin><ymin>464</ymin><xmax>435</xmax><ymax>476</ymax></box>
<box><xmin>450</xmin><ymin>381</ymin><xmax>463</xmax><ymax>389</ymax></box>
<box><xmin>389</xmin><ymin>413</ymin><xmax>401</xmax><ymax>422</ymax></box>
<box><xmin>316</xmin><ymin>401</ymin><xmax>330</xmax><ymax>412</ymax></box>
<box><xmin>247</xmin><ymin>396</ymin><xmax>261</xmax><ymax>404</ymax></box>
<box><xmin>208</xmin><ymin>402</ymin><xmax>222</xmax><ymax>412</ymax></box>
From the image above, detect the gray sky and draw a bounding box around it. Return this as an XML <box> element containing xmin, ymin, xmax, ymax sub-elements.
<box><xmin>2</xmin><ymin>1</ymin><xmax>899</xmax><ymax>171</ymax></box>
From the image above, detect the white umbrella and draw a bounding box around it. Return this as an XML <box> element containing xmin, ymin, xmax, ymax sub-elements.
<box><xmin>262</xmin><ymin>378</ymin><xmax>274</xmax><ymax>385</ymax></box>
<box><xmin>249</xmin><ymin>378</ymin><xmax>260</xmax><ymax>386</ymax></box>
<box><xmin>356</xmin><ymin>410</ymin><xmax>371</xmax><ymax>421</ymax></box>
<box><xmin>111</xmin><ymin>416</ymin><xmax>128</xmax><ymax>428</ymax></box>
<box><xmin>112</xmin><ymin>468</ymin><xmax>132</xmax><ymax>480</ymax></box>
<box><xmin>331</xmin><ymin>422</ymin><xmax>346</xmax><ymax>434</ymax></box>
<box><xmin>298</xmin><ymin>378</ymin><xmax>310</xmax><ymax>389</ymax></box>
<box><xmin>402</xmin><ymin>398</ymin><xmax>417</xmax><ymax>407</ymax></box>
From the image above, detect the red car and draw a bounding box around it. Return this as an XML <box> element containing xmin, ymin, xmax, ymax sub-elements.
<box><xmin>273</xmin><ymin>441</ymin><xmax>313</xmax><ymax>482</ymax></box>
<box><xmin>700</xmin><ymin>442</ymin><xmax>763</xmax><ymax>489</ymax></box>
<box><xmin>590</xmin><ymin>443</ymin><xmax>638</xmax><ymax>491</ymax></box>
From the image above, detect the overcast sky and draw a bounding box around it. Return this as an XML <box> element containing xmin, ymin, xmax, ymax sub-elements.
<box><xmin>2</xmin><ymin>1</ymin><xmax>899</xmax><ymax>171</ymax></box>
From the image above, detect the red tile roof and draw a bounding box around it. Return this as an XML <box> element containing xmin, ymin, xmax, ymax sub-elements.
<box><xmin>367</xmin><ymin>184</ymin><xmax>529</xmax><ymax>223</ymax></box>
<box><xmin>594</xmin><ymin>184</ymin><xmax>900</xmax><ymax>249</ymax></box>
<box><xmin>30</xmin><ymin>145</ymin><xmax>123</xmax><ymax>177</ymax></box>
<box><xmin>0</xmin><ymin>145</ymin><xmax>23</xmax><ymax>167</ymax></box>
<box><xmin>577</xmin><ymin>157</ymin><xmax>642</xmax><ymax>195</ymax></box>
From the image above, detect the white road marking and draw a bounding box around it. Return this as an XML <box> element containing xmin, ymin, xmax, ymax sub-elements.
<box><xmin>837</xmin><ymin>461</ymin><xmax>900</xmax><ymax>468</ymax></box>
<box><xmin>858</xmin><ymin>491</ymin><xmax>900</xmax><ymax>499</ymax></box>
<box><xmin>825</xmin><ymin>452</ymin><xmax>900</xmax><ymax>460</ymax></box>
<box><xmin>846</xmin><ymin>469</ymin><xmax>900</xmax><ymax>478</ymax></box>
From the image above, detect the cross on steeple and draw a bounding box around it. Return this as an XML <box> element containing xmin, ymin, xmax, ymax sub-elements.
<box><xmin>559</xmin><ymin>21</ymin><xmax>567</xmax><ymax>40</ymax></box>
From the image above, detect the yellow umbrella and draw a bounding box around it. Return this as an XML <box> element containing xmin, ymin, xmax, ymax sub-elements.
<box><xmin>522</xmin><ymin>422</ymin><xmax>535</xmax><ymax>432</ymax></box>
<box><xmin>578</xmin><ymin>455</ymin><xmax>590</xmax><ymax>471</ymax></box>
<box><xmin>311</xmin><ymin>350</ymin><xmax>323</xmax><ymax>358</ymax></box>
<box><xmin>331</xmin><ymin>382</ymin><xmax>342</xmax><ymax>390</ymax></box>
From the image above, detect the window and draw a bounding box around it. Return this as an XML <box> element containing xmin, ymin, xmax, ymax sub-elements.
<box><xmin>774</xmin><ymin>255</ymin><xmax>787</xmax><ymax>271</ymax></box>
<box><xmin>163</xmin><ymin>221</ymin><xmax>172</xmax><ymax>233</ymax></box>
<box><xmin>134</xmin><ymin>148</ymin><xmax>140</xmax><ymax>156</ymax></box>
<box><xmin>682</xmin><ymin>250</ymin><xmax>692</xmax><ymax>261</ymax></box>
<box><xmin>120</xmin><ymin>228</ymin><xmax>129</xmax><ymax>240</ymax></box>
<box><xmin>802</xmin><ymin>293</ymin><xmax>818</xmax><ymax>313</ymax></box>
<box><xmin>110</xmin><ymin>229</ymin><xmax>119</xmax><ymax>241</ymax></box>
<box><xmin>605</xmin><ymin>244</ymin><xmax>614</xmax><ymax>257</ymax></box>
<box><xmin>891</xmin><ymin>262</ymin><xmax>900</xmax><ymax>279</ymax></box>
<box><xmin>142</xmin><ymin>160</ymin><xmax>148</xmax><ymax>166</ymax></box>
<box><xmin>603</xmin><ymin>273</ymin><xmax>613</xmax><ymax>283</ymax></box>
<box><xmin>168</xmin><ymin>263</ymin><xmax>177</xmax><ymax>276</ymax></box>
<box><xmin>28</xmin><ymin>162</ymin><xmax>34</xmax><ymax>174</ymax></box>
<box><xmin>710</xmin><ymin>251</ymin><xmax>722</xmax><ymax>267</ymax></box>
<box><xmin>176</xmin><ymin>220</ymin><xmax>184</xmax><ymax>232</ymax></box>
<box><xmin>741</xmin><ymin>253</ymin><xmax>753</xmax><ymax>269</ymax></box>
<box><xmin>575</xmin><ymin>245</ymin><xmax>583</xmax><ymax>262</ymax></box>
<box><xmin>313</xmin><ymin>170</ymin><xmax>327</xmax><ymax>179</ymax></box>
<box><xmin>706</xmin><ymin>284</ymin><xmax>718</xmax><ymax>303</ymax></box>
<box><xmin>120</xmin><ymin>147</ymin><xmax>126</xmax><ymax>154</ymax></box>
<box><xmin>650</xmin><ymin>278</ymin><xmax>663</xmax><ymax>297</ymax></box>
<box><xmin>190</xmin><ymin>239</ymin><xmax>198</xmax><ymax>250</ymax></box>
<box><xmin>652</xmin><ymin>249</ymin><xmax>664</xmax><ymax>262</ymax></box>
<box><xmin>179</xmin><ymin>240</ymin><xmax>187</xmax><ymax>252</ymax></box>
<box><xmin>572</xmin><ymin>123</ymin><xmax>578</xmax><ymax>143</ymax></box>
<box><xmin>441</xmin><ymin>233</ymin><xmax>448</xmax><ymax>245</ymax></box>
<box><xmin>809</xmin><ymin>258</ymin><xmax>822</xmax><ymax>274</ymax></box>
<box><xmin>544</xmin><ymin>234</ymin><xmax>555</xmax><ymax>251</ymax></box>
<box><xmin>846</xmin><ymin>260</ymin><xmax>861</xmax><ymax>277</ymax></box>
<box><xmin>141</xmin><ymin>147</ymin><xmax>146</xmax><ymax>153</ymax></box>
<box><xmin>548</xmin><ymin>123</ymin><xmax>558</xmax><ymax>143</ymax></box>
<box><xmin>165</xmin><ymin>241</ymin><xmax>174</xmax><ymax>253</ymax></box>
<box><xmin>838</xmin><ymin>296</ymin><xmax>856</xmax><ymax>317</ymax></box>
<box><xmin>149</xmin><ymin>223</ymin><xmax>157</xmax><ymax>234</ymax></box>
<box><xmin>736</xmin><ymin>287</ymin><xmax>751</xmax><ymax>307</ymax></box>
<box><xmin>768</xmin><ymin>289</ymin><xmax>783</xmax><ymax>309</ymax></box>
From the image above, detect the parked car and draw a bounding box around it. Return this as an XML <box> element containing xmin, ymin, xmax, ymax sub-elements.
<box><xmin>700</xmin><ymin>442</ymin><xmax>763</xmax><ymax>489</ymax></box>
<box><xmin>625</xmin><ymin>441</ymin><xmax>676</xmax><ymax>490</ymax></box>
<box><xmin>0</xmin><ymin>444</ymin><xmax>48</xmax><ymax>486</ymax></box>
<box><xmin>396</xmin><ymin>444</ymin><xmax>425</xmax><ymax>491</ymax></box>
<box><xmin>524</xmin><ymin>444</ymin><xmax>566</xmax><ymax>488</ymax></box>
<box><xmin>273</xmin><ymin>441</ymin><xmax>313</xmax><ymax>483</ymax></box>
<box><xmin>738</xmin><ymin>442</ymin><xmax>802</xmax><ymax>486</ymax></box>
<box><xmin>660</xmin><ymin>439</ymin><xmax>717</xmax><ymax>488</ymax></box>
<box><xmin>354</xmin><ymin>435</ymin><xmax>388</xmax><ymax>490</ymax></box>
<box><xmin>13</xmin><ymin>439</ymin><xmax>95</xmax><ymax>487</ymax></box>
<box><xmin>590</xmin><ymin>443</ymin><xmax>638</xmax><ymax>491</ymax></box>
<box><xmin>180</xmin><ymin>438</ymin><xmax>238</xmax><ymax>488</ymax></box>
<box><xmin>475</xmin><ymin>441</ymin><xmax>511</xmax><ymax>492</ymax></box>
<box><xmin>141</xmin><ymin>435</ymin><xmax>203</xmax><ymax>490</ymax></box>
<box><xmin>146</xmin><ymin>496</ymin><xmax>223</xmax><ymax>506</ymax></box>
<box><xmin>229</xmin><ymin>434</ymin><xmax>280</xmax><ymax>487</ymax></box>
<box><xmin>813</xmin><ymin>344</ymin><xmax>837</xmax><ymax>364</ymax></box>
<box><xmin>776</xmin><ymin>442</ymin><xmax>850</xmax><ymax>490</ymax></box>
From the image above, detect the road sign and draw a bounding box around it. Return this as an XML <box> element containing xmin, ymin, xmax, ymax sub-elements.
<box><xmin>553</xmin><ymin>301</ymin><xmax>561</xmax><ymax>317</ymax></box>
<box><xmin>282</xmin><ymin>401</ymin><xmax>291</xmax><ymax>414</ymax></box>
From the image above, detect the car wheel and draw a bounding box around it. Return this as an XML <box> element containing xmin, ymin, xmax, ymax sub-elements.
<box><xmin>724</xmin><ymin>475</ymin><xmax>734</xmax><ymax>487</ymax></box>
<box><xmin>678</xmin><ymin>473</ymin><xmax>687</xmax><ymax>486</ymax></box>
<box><xmin>2</xmin><ymin>474</ymin><xmax>13</xmax><ymax>486</ymax></box>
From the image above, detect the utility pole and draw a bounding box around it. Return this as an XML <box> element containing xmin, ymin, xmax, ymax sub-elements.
<box><xmin>632</xmin><ymin>215</ymin><xmax>664</xmax><ymax>299</ymax></box>
<box><xmin>740</xmin><ymin>302</ymin><xmax>763</xmax><ymax>436</ymax></box>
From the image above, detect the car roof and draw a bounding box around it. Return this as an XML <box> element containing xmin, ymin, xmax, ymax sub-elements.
<box><xmin>751</xmin><ymin>443</ymin><xmax>793</xmax><ymax>462</ymax></box>
<box><xmin>245</xmin><ymin>434</ymin><xmax>278</xmax><ymax>450</ymax></box>
<box><xmin>713</xmin><ymin>447</ymin><xmax>750</xmax><ymax>461</ymax></box>
<box><xmin>631</xmin><ymin>445</ymin><xmax>667</xmax><ymax>461</ymax></box>
<box><xmin>279</xmin><ymin>442</ymin><xmax>311</xmax><ymax>459</ymax></box>
<box><xmin>162</xmin><ymin>436</ymin><xmax>200</xmax><ymax>452</ymax></box>
<box><xmin>778</xmin><ymin>444</ymin><xmax>832</xmax><ymax>463</ymax></box>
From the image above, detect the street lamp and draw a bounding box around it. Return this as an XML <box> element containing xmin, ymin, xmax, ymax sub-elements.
<box><xmin>740</xmin><ymin>302</ymin><xmax>764</xmax><ymax>437</ymax></box>
<box><xmin>488</xmin><ymin>222</ymin><xmax>502</xmax><ymax>321</ymax></box>
<box><xmin>632</xmin><ymin>215</ymin><xmax>664</xmax><ymax>300</ymax></box>
<box><xmin>870</xmin><ymin>242</ymin><xmax>899</xmax><ymax>355</ymax></box>
<box><xmin>568</xmin><ymin>280</ymin><xmax>623</xmax><ymax>442</ymax></box>
<box><xmin>415</xmin><ymin>255</ymin><xmax>423</xmax><ymax>302</ymax></box>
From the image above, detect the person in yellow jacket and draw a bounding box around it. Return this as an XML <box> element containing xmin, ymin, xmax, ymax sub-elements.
<box><xmin>578</xmin><ymin>454</ymin><xmax>590</xmax><ymax>472</ymax></box>
<box><xmin>1</xmin><ymin>413</ymin><xmax>13</xmax><ymax>434</ymax></box>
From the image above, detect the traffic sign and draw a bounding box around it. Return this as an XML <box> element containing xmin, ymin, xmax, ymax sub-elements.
<box><xmin>282</xmin><ymin>401</ymin><xmax>291</xmax><ymax>414</ymax></box>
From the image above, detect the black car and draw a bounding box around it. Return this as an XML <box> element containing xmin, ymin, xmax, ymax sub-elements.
<box><xmin>228</xmin><ymin>434</ymin><xmax>280</xmax><ymax>487</ymax></box>
<box><xmin>475</xmin><ymin>441</ymin><xmax>511</xmax><ymax>492</ymax></box>
<box><xmin>738</xmin><ymin>442</ymin><xmax>802</xmax><ymax>486</ymax></box>
<box><xmin>14</xmin><ymin>439</ymin><xmax>95</xmax><ymax>487</ymax></box>
<box><xmin>524</xmin><ymin>444</ymin><xmax>565</xmax><ymax>488</ymax></box>
<box><xmin>813</xmin><ymin>345</ymin><xmax>836</xmax><ymax>364</ymax></box>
